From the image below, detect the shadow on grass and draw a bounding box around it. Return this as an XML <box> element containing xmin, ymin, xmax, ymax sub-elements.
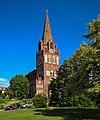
<box><xmin>34</xmin><ymin>107</ymin><xmax>100</xmax><ymax>120</ymax></box>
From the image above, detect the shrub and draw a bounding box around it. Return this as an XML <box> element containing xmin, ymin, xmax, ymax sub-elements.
<box><xmin>59</xmin><ymin>95</ymin><xmax>96</xmax><ymax>107</ymax></box>
<box><xmin>72</xmin><ymin>95</ymin><xmax>96</xmax><ymax>108</ymax></box>
<box><xmin>0</xmin><ymin>104</ymin><xmax>4</xmax><ymax>109</ymax></box>
<box><xmin>32</xmin><ymin>94</ymin><xmax>47</xmax><ymax>108</ymax></box>
<box><xmin>0</xmin><ymin>97</ymin><xmax>6</xmax><ymax>103</ymax></box>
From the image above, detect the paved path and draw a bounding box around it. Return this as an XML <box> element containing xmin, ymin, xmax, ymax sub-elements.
<box><xmin>0</xmin><ymin>110</ymin><xmax>4</xmax><ymax>112</ymax></box>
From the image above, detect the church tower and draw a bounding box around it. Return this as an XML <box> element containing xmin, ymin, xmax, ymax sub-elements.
<box><xmin>26</xmin><ymin>10</ymin><xmax>60</xmax><ymax>98</ymax></box>
<box><xmin>36</xmin><ymin>10</ymin><xmax>60</xmax><ymax>97</ymax></box>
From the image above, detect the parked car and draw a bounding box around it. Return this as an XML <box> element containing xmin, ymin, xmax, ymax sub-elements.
<box><xmin>16</xmin><ymin>103</ymin><xmax>21</xmax><ymax>109</ymax></box>
<box><xmin>27</xmin><ymin>103</ymin><xmax>33</xmax><ymax>108</ymax></box>
<box><xmin>21</xmin><ymin>102</ymin><xmax>33</xmax><ymax>108</ymax></box>
<box><xmin>5</xmin><ymin>105</ymin><xmax>12</xmax><ymax>110</ymax></box>
<box><xmin>21</xmin><ymin>103</ymin><xmax>28</xmax><ymax>108</ymax></box>
<box><xmin>12</xmin><ymin>104</ymin><xmax>17</xmax><ymax>110</ymax></box>
<box><xmin>5</xmin><ymin>103</ymin><xmax>21</xmax><ymax>110</ymax></box>
<box><xmin>5</xmin><ymin>104</ymin><xmax>16</xmax><ymax>110</ymax></box>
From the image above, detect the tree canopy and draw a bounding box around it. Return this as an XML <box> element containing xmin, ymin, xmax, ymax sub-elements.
<box><xmin>10</xmin><ymin>75</ymin><xmax>30</xmax><ymax>99</ymax></box>
<box><xmin>50</xmin><ymin>15</ymin><xmax>100</xmax><ymax>107</ymax></box>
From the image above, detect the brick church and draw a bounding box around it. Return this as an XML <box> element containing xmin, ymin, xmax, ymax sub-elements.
<box><xmin>26</xmin><ymin>10</ymin><xmax>60</xmax><ymax>98</ymax></box>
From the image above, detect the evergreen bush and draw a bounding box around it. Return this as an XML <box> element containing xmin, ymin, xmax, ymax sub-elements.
<box><xmin>32</xmin><ymin>94</ymin><xmax>47</xmax><ymax>108</ymax></box>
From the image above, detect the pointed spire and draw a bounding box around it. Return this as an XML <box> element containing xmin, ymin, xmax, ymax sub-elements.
<box><xmin>42</xmin><ymin>9</ymin><xmax>53</xmax><ymax>43</ymax></box>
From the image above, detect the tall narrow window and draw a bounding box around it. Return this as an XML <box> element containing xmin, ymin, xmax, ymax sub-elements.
<box><xmin>56</xmin><ymin>57</ymin><xmax>59</xmax><ymax>65</ymax></box>
<box><xmin>50</xmin><ymin>42</ymin><xmax>53</xmax><ymax>49</ymax></box>
<box><xmin>45</xmin><ymin>55</ymin><xmax>47</xmax><ymax>63</ymax></box>
<box><xmin>53</xmin><ymin>56</ymin><xmax>56</xmax><ymax>64</ymax></box>
<box><xmin>47</xmin><ymin>55</ymin><xmax>51</xmax><ymax>63</ymax></box>
<box><xmin>50</xmin><ymin>70</ymin><xmax>54</xmax><ymax>77</ymax></box>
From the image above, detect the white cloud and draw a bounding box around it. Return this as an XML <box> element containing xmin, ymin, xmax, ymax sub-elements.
<box><xmin>0</xmin><ymin>78</ymin><xmax>10</xmax><ymax>88</ymax></box>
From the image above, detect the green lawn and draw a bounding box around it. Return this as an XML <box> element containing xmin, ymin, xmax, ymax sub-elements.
<box><xmin>0</xmin><ymin>107</ymin><xmax>100</xmax><ymax>120</ymax></box>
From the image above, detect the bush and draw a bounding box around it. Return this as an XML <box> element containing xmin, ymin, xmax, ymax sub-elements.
<box><xmin>59</xmin><ymin>95</ymin><xmax>96</xmax><ymax>107</ymax></box>
<box><xmin>72</xmin><ymin>95</ymin><xmax>96</xmax><ymax>108</ymax></box>
<box><xmin>0</xmin><ymin>104</ymin><xmax>4</xmax><ymax>109</ymax></box>
<box><xmin>0</xmin><ymin>97</ymin><xmax>6</xmax><ymax>103</ymax></box>
<box><xmin>32</xmin><ymin>94</ymin><xmax>47</xmax><ymax>108</ymax></box>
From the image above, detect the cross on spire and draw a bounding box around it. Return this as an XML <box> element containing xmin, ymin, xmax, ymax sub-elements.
<box><xmin>46</xmin><ymin>8</ymin><xmax>48</xmax><ymax>14</ymax></box>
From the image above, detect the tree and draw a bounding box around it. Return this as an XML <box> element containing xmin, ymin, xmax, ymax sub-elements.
<box><xmin>84</xmin><ymin>15</ymin><xmax>100</xmax><ymax>106</ymax></box>
<box><xmin>50</xmin><ymin>42</ymin><xmax>98</xmax><ymax>106</ymax></box>
<box><xmin>10</xmin><ymin>75</ymin><xmax>29</xmax><ymax>99</ymax></box>
<box><xmin>73</xmin><ymin>42</ymin><xmax>99</xmax><ymax>90</ymax></box>
<box><xmin>50</xmin><ymin>15</ymin><xmax>100</xmax><ymax>107</ymax></box>
<box><xmin>50</xmin><ymin>57</ymin><xmax>77</xmax><ymax>106</ymax></box>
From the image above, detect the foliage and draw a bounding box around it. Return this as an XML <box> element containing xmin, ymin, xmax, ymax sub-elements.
<box><xmin>85</xmin><ymin>15</ymin><xmax>100</xmax><ymax>48</ymax></box>
<box><xmin>32</xmin><ymin>94</ymin><xmax>47</xmax><ymax>108</ymax></box>
<box><xmin>0</xmin><ymin>104</ymin><xmax>4</xmax><ymax>109</ymax></box>
<box><xmin>50</xmin><ymin>15</ymin><xmax>100</xmax><ymax>107</ymax></box>
<box><xmin>84</xmin><ymin>15</ymin><xmax>100</xmax><ymax>106</ymax></box>
<box><xmin>49</xmin><ymin>59</ymin><xmax>71</xmax><ymax>105</ymax></box>
<box><xmin>60</xmin><ymin>95</ymin><xmax>95</xmax><ymax>107</ymax></box>
<box><xmin>50</xmin><ymin>54</ymin><xmax>95</xmax><ymax>106</ymax></box>
<box><xmin>10</xmin><ymin>75</ymin><xmax>29</xmax><ymax>100</ymax></box>
<box><xmin>0</xmin><ymin>97</ymin><xmax>6</xmax><ymax>103</ymax></box>
<box><xmin>2</xmin><ymin>89</ymin><xmax>14</xmax><ymax>99</ymax></box>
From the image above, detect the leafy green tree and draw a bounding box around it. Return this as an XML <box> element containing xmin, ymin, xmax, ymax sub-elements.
<box><xmin>10</xmin><ymin>75</ymin><xmax>29</xmax><ymax>100</ymax></box>
<box><xmin>50</xmin><ymin>15</ymin><xmax>100</xmax><ymax>107</ymax></box>
<box><xmin>50</xmin><ymin>57</ymin><xmax>76</xmax><ymax>106</ymax></box>
<box><xmin>84</xmin><ymin>15</ymin><xmax>100</xmax><ymax>106</ymax></box>
<box><xmin>72</xmin><ymin>42</ymin><xmax>99</xmax><ymax>91</ymax></box>
<box><xmin>50</xmin><ymin>42</ymin><xmax>98</xmax><ymax>106</ymax></box>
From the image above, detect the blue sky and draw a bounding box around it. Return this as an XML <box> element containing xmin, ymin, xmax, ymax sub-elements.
<box><xmin>0</xmin><ymin>0</ymin><xmax>100</xmax><ymax>87</ymax></box>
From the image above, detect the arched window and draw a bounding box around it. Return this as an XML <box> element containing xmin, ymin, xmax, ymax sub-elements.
<box><xmin>50</xmin><ymin>42</ymin><xmax>53</xmax><ymax>49</ymax></box>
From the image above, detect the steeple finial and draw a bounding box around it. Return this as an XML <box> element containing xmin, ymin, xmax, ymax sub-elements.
<box><xmin>46</xmin><ymin>8</ymin><xmax>48</xmax><ymax>14</ymax></box>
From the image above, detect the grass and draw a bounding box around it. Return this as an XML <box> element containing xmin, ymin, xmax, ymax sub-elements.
<box><xmin>0</xmin><ymin>107</ymin><xmax>100</xmax><ymax>120</ymax></box>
